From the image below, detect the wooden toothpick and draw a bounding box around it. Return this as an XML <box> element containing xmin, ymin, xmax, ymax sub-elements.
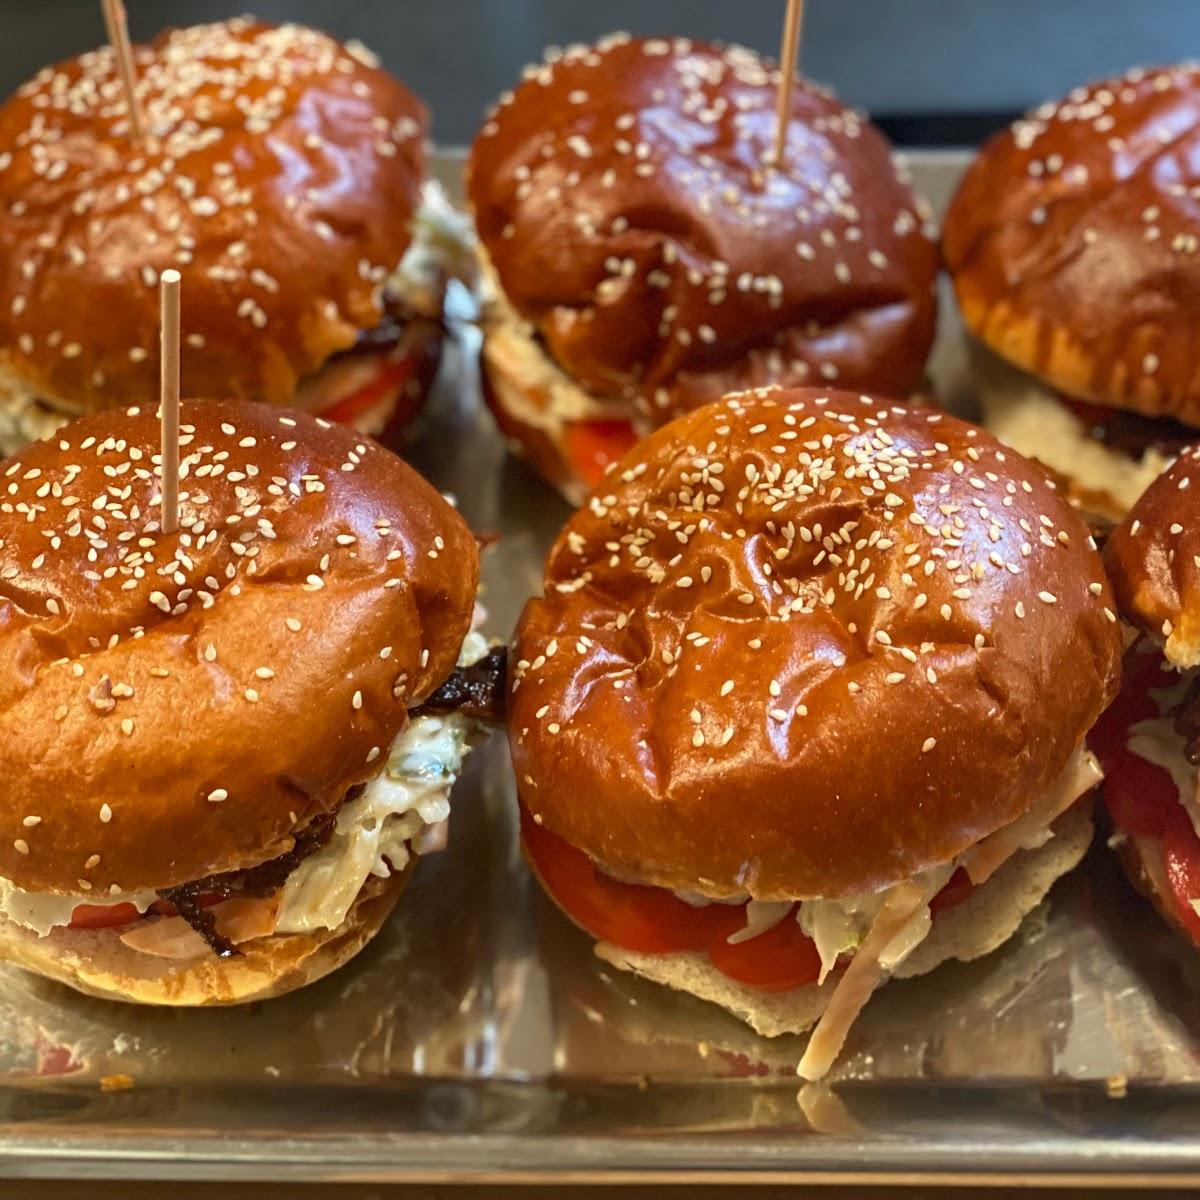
<box><xmin>772</xmin><ymin>0</ymin><xmax>806</xmax><ymax>165</ymax></box>
<box><xmin>159</xmin><ymin>269</ymin><xmax>181</xmax><ymax>535</ymax></box>
<box><xmin>100</xmin><ymin>0</ymin><xmax>144</xmax><ymax>139</ymax></box>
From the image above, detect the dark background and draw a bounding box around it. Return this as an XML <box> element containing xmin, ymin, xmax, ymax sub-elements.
<box><xmin>0</xmin><ymin>0</ymin><xmax>1195</xmax><ymax>146</ymax></box>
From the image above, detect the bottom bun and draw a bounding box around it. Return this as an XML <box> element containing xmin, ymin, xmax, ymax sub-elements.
<box><xmin>1118</xmin><ymin>831</ymin><xmax>1200</xmax><ymax>950</ymax></box>
<box><xmin>596</xmin><ymin>802</ymin><xmax>1094</xmax><ymax>1038</ymax></box>
<box><xmin>0</xmin><ymin>871</ymin><xmax>409</xmax><ymax>1007</ymax></box>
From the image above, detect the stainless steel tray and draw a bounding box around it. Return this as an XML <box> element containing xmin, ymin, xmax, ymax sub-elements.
<box><xmin>1</xmin><ymin>149</ymin><xmax>1198</xmax><ymax>1188</ymax></box>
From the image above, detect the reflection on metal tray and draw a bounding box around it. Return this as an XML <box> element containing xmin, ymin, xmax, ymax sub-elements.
<box><xmin>1</xmin><ymin>150</ymin><xmax>1198</xmax><ymax>1187</ymax></box>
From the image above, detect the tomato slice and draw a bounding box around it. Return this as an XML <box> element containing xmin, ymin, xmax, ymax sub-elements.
<box><xmin>523</xmin><ymin>807</ymin><xmax>993</xmax><ymax>992</ymax></box>
<box><xmin>1163</xmin><ymin>803</ymin><xmax>1200</xmax><ymax>942</ymax></box>
<box><xmin>524</xmin><ymin>807</ymin><xmax>826</xmax><ymax>986</ymax></box>
<box><xmin>1092</xmin><ymin>640</ymin><xmax>1200</xmax><ymax>938</ymax></box>
<box><xmin>929</xmin><ymin>867</ymin><xmax>975</xmax><ymax>916</ymax></box>
<box><xmin>521</xmin><ymin>809</ymin><xmax>735</xmax><ymax>954</ymax></box>
<box><xmin>1091</xmin><ymin>644</ymin><xmax>1183</xmax><ymax>838</ymax></box>
<box><xmin>68</xmin><ymin>892</ymin><xmax>222</xmax><ymax>931</ymax></box>
<box><xmin>68</xmin><ymin>902</ymin><xmax>143</xmax><ymax>930</ymax></box>
<box><xmin>706</xmin><ymin>910</ymin><xmax>823</xmax><ymax>992</ymax></box>
<box><xmin>321</xmin><ymin>356</ymin><xmax>417</xmax><ymax>426</ymax></box>
<box><xmin>564</xmin><ymin>419</ymin><xmax>639</xmax><ymax>489</ymax></box>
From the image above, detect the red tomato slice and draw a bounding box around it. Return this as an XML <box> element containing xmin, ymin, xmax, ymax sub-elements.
<box><xmin>68</xmin><ymin>902</ymin><xmax>142</xmax><ymax>930</ymax></box>
<box><xmin>1092</xmin><ymin>641</ymin><xmax>1200</xmax><ymax>937</ymax></box>
<box><xmin>522</xmin><ymin>810</ymin><xmax>986</xmax><ymax>993</ymax></box>
<box><xmin>1091</xmin><ymin>644</ymin><xmax>1182</xmax><ymax>838</ymax></box>
<box><xmin>706</xmin><ymin>910</ymin><xmax>822</xmax><ymax>992</ymax></box>
<box><xmin>929</xmin><ymin>867</ymin><xmax>975</xmax><ymax>915</ymax></box>
<box><xmin>321</xmin><ymin>357</ymin><xmax>417</xmax><ymax>426</ymax></box>
<box><xmin>68</xmin><ymin>892</ymin><xmax>222</xmax><ymax>931</ymax></box>
<box><xmin>521</xmin><ymin>809</ymin><xmax>735</xmax><ymax>954</ymax></box>
<box><xmin>1162</xmin><ymin>802</ymin><xmax>1200</xmax><ymax>942</ymax></box>
<box><xmin>564</xmin><ymin>419</ymin><xmax>639</xmax><ymax>489</ymax></box>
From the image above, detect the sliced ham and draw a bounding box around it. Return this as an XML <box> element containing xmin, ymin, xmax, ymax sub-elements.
<box><xmin>119</xmin><ymin>897</ymin><xmax>280</xmax><ymax>960</ymax></box>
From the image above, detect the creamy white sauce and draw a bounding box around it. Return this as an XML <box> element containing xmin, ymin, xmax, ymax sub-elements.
<box><xmin>0</xmin><ymin>631</ymin><xmax>490</xmax><ymax>940</ymax></box>
<box><xmin>478</xmin><ymin>246</ymin><xmax>640</xmax><ymax>432</ymax></box>
<box><xmin>0</xmin><ymin>878</ymin><xmax>159</xmax><ymax>937</ymax></box>
<box><xmin>798</xmin><ymin>863</ymin><xmax>954</xmax><ymax>984</ymax></box>
<box><xmin>274</xmin><ymin>710</ymin><xmax>469</xmax><ymax>933</ymax></box>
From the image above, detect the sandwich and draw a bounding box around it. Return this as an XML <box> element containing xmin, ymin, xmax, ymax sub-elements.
<box><xmin>0</xmin><ymin>398</ymin><xmax>504</xmax><ymax>1004</ymax></box>
<box><xmin>467</xmin><ymin>33</ymin><xmax>938</xmax><ymax>504</ymax></box>
<box><xmin>508</xmin><ymin>385</ymin><xmax>1120</xmax><ymax>1079</ymax></box>
<box><xmin>0</xmin><ymin>17</ymin><xmax>458</xmax><ymax>454</ymax></box>
<box><xmin>1095</xmin><ymin>443</ymin><xmax>1200</xmax><ymax>947</ymax></box>
<box><xmin>943</xmin><ymin>64</ymin><xmax>1200</xmax><ymax>520</ymax></box>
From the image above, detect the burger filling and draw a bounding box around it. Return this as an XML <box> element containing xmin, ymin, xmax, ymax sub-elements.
<box><xmin>0</xmin><ymin>183</ymin><xmax>470</xmax><ymax>455</ymax></box>
<box><xmin>1091</xmin><ymin>636</ymin><xmax>1200</xmax><ymax>943</ymax></box>
<box><xmin>523</xmin><ymin>743</ymin><xmax>1100</xmax><ymax>1076</ymax></box>
<box><xmin>478</xmin><ymin>246</ymin><xmax>643</xmax><ymax>493</ymax></box>
<box><xmin>0</xmin><ymin>633</ymin><xmax>503</xmax><ymax>958</ymax></box>
<box><xmin>976</xmin><ymin>358</ymin><xmax>1178</xmax><ymax>516</ymax></box>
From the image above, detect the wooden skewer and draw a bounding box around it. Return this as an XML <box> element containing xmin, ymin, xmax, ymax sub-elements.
<box><xmin>100</xmin><ymin>0</ymin><xmax>144</xmax><ymax>139</ymax></box>
<box><xmin>159</xmin><ymin>269</ymin><xmax>181</xmax><ymax>535</ymax></box>
<box><xmin>772</xmin><ymin>0</ymin><xmax>806</xmax><ymax>165</ymax></box>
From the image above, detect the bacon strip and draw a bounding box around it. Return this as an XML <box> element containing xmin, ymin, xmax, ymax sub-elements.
<box><xmin>416</xmin><ymin>645</ymin><xmax>507</xmax><ymax>724</ymax></box>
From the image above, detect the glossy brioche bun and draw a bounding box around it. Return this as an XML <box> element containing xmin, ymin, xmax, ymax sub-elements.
<box><xmin>0</xmin><ymin>872</ymin><xmax>407</xmax><ymax>1007</ymax></box>
<box><xmin>0</xmin><ymin>19</ymin><xmax>426</xmax><ymax>414</ymax></box>
<box><xmin>468</xmin><ymin>35</ymin><xmax>937</xmax><ymax>478</ymax></box>
<box><xmin>0</xmin><ymin>399</ymin><xmax>478</xmax><ymax>895</ymax></box>
<box><xmin>596</xmin><ymin>802</ymin><xmax>1093</xmax><ymax>1036</ymax></box>
<box><xmin>1104</xmin><ymin>444</ymin><xmax>1200</xmax><ymax>666</ymax></box>
<box><xmin>944</xmin><ymin>64</ymin><xmax>1200</xmax><ymax>427</ymax></box>
<box><xmin>509</xmin><ymin>388</ymin><xmax>1121</xmax><ymax>899</ymax></box>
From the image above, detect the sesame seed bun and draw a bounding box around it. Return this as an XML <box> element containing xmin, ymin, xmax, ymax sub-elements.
<box><xmin>1104</xmin><ymin>445</ymin><xmax>1200</xmax><ymax>667</ymax></box>
<box><xmin>0</xmin><ymin>871</ymin><xmax>407</xmax><ymax>1006</ymax></box>
<box><xmin>0</xmin><ymin>399</ymin><xmax>478</xmax><ymax>895</ymax></box>
<box><xmin>0</xmin><ymin>19</ymin><xmax>427</xmax><ymax>417</ymax></box>
<box><xmin>509</xmin><ymin>388</ymin><xmax>1121</xmax><ymax>899</ymax></box>
<box><xmin>943</xmin><ymin>64</ymin><xmax>1200</xmax><ymax>429</ymax></box>
<box><xmin>595</xmin><ymin>801</ymin><xmax>1094</xmax><ymax>1036</ymax></box>
<box><xmin>468</xmin><ymin>34</ymin><xmax>938</xmax><ymax>498</ymax></box>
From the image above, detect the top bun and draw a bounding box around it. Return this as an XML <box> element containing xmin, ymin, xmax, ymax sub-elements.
<box><xmin>0</xmin><ymin>19</ymin><xmax>426</xmax><ymax>414</ymax></box>
<box><xmin>0</xmin><ymin>400</ymin><xmax>478</xmax><ymax>895</ymax></box>
<box><xmin>944</xmin><ymin>64</ymin><xmax>1200</xmax><ymax>426</ymax></box>
<box><xmin>468</xmin><ymin>34</ymin><xmax>937</xmax><ymax>426</ymax></box>
<box><xmin>509</xmin><ymin>388</ymin><xmax>1121</xmax><ymax>899</ymax></box>
<box><xmin>1104</xmin><ymin>442</ymin><xmax>1200</xmax><ymax>666</ymax></box>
